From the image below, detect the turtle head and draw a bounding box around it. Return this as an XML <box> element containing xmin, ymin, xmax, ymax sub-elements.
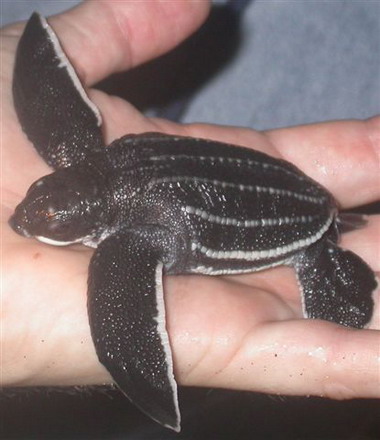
<box><xmin>9</xmin><ymin>169</ymin><xmax>103</xmax><ymax>246</ymax></box>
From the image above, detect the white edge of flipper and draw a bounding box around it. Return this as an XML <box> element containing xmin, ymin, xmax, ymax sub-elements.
<box><xmin>37</xmin><ymin>13</ymin><xmax>102</xmax><ymax>127</ymax></box>
<box><xmin>154</xmin><ymin>263</ymin><xmax>181</xmax><ymax>432</ymax></box>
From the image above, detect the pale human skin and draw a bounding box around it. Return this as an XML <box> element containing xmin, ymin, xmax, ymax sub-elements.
<box><xmin>1</xmin><ymin>0</ymin><xmax>379</xmax><ymax>400</ymax></box>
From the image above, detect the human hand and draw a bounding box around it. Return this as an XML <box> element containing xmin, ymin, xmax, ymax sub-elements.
<box><xmin>2</xmin><ymin>0</ymin><xmax>379</xmax><ymax>401</ymax></box>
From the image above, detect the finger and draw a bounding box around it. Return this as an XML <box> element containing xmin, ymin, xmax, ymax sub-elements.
<box><xmin>48</xmin><ymin>0</ymin><xmax>211</xmax><ymax>85</ymax></box>
<box><xmin>174</xmin><ymin>318</ymin><xmax>380</xmax><ymax>400</ymax></box>
<box><xmin>165</xmin><ymin>275</ymin><xmax>380</xmax><ymax>399</ymax></box>
<box><xmin>5</xmin><ymin>250</ymin><xmax>379</xmax><ymax>401</ymax></box>
<box><xmin>91</xmin><ymin>92</ymin><xmax>276</xmax><ymax>149</ymax></box>
<box><xmin>265</xmin><ymin>116</ymin><xmax>380</xmax><ymax>208</ymax></box>
<box><xmin>2</xmin><ymin>265</ymin><xmax>296</xmax><ymax>387</ymax></box>
<box><xmin>165</xmin><ymin>274</ymin><xmax>380</xmax><ymax>397</ymax></box>
<box><xmin>340</xmin><ymin>214</ymin><xmax>380</xmax><ymax>272</ymax></box>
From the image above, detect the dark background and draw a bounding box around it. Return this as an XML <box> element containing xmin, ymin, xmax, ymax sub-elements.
<box><xmin>2</xmin><ymin>387</ymin><xmax>380</xmax><ymax>439</ymax></box>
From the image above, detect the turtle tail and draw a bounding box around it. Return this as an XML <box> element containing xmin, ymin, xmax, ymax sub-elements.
<box><xmin>336</xmin><ymin>212</ymin><xmax>369</xmax><ymax>234</ymax></box>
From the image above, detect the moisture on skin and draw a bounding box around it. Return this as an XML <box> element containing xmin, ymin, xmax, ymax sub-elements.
<box><xmin>9</xmin><ymin>13</ymin><xmax>377</xmax><ymax>432</ymax></box>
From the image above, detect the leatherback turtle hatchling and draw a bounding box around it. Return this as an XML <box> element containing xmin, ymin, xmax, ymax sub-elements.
<box><xmin>9</xmin><ymin>13</ymin><xmax>377</xmax><ymax>431</ymax></box>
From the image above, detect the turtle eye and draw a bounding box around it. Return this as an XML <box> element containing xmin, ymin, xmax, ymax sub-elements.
<box><xmin>36</xmin><ymin>206</ymin><xmax>57</xmax><ymax>220</ymax></box>
<box><xmin>36</xmin><ymin>208</ymin><xmax>71</xmax><ymax>235</ymax></box>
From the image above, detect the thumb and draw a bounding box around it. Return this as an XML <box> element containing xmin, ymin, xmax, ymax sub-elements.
<box><xmin>44</xmin><ymin>0</ymin><xmax>211</xmax><ymax>85</ymax></box>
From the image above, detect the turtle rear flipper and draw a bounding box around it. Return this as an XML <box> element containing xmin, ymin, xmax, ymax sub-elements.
<box><xmin>88</xmin><ymin>227</ymin><xmax>181</xmax><ymax>432</ymax></box>
<box><xmin>293</xmin><ymin>238</ymin><xmax>376</xmax><ymax>328</ymax></box>
<box><xmin>13</xmin><ymin>13</ymin><xmax>103</xmax><ymax>169</ymax></box>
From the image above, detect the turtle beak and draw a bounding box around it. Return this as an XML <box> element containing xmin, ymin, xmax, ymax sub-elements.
<box><xmin>8</xmin><ymin>211</ymin><xmax>32</xmax><ymax>238</ymax></box>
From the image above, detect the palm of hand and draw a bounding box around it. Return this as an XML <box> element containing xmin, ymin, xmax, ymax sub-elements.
<box><xmin>1</xmin><ymin>3</ymin><xmax>379</xmax><ymax>400</ymax></box>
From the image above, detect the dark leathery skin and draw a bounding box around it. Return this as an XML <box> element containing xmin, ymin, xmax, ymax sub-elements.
<box><xmin>294</xmin><ymin>232</ymin><xmax>376</xmax><ymax>328</ymax></box>
<box><xmin>98</xmin><ymin>133</ymin><xmax>337</xmax><ymax>274</ymax></box>
<box><xmin>88</xmin><ymin>226</ymin><xmax>180</xmax><ymax>430</ymax></box>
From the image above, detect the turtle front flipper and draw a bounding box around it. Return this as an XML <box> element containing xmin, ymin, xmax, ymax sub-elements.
<box><xmin>293</xmin><ymin>238</ymin><xmax>376</xmax><ymax>328</ymax></box>
<box><xmin>87</xmin><ymin>227</ymin><xmax>180</xmax><ymax>432</ymax></box>
<box><xmin>13</xmin><ymin>13</ymin><xmax>103</xmax><ymax>169</ymax></box>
